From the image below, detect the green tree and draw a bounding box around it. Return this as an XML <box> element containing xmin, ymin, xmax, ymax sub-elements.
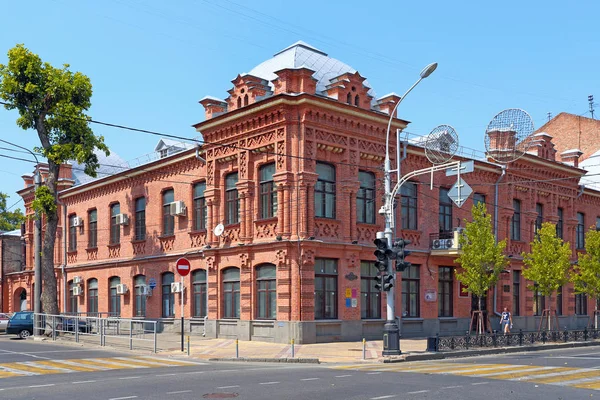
<box><xmin>0</xmin><ymin>44</ymin><xmax>109</xmax><ymax>314</ymax></box>
<box><xmin>522</xmin><ymin>222</ymin><xmax>571</xmax><ymax>330</ymax></box>
<box><xmin>572</xmin><ymin>228</ymin><xmax>600</xmax><ymax>328</ymax></box>
<box><xmin>0</xmin><ymin>192</ymin><xmax>25</xmax><ymax>231</ymax></box>
<box><xmin>455</xmin><ymin>202</ymin><xmax>509</xmax><ymax>316</ymax></box>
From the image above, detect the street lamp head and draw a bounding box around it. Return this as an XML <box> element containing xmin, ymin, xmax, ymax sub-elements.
<box><xmin>420</xmin><ymin>62</ymin><xmax>438</xmax><ymax>79</ymax></box>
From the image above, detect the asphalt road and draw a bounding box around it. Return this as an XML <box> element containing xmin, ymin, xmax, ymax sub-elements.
<box><xmin>0</xmin><ymin>335</ymin><xmax>599</xmax><ymax>399</ymax></box>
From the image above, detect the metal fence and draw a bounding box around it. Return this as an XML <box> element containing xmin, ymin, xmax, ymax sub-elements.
<box><xmin>427</xmin><ymin>328</ymin><xmax>600</xmax><ymax>352</ymax></box>
<box><xmin>34</xmin><ymin>313</ymin><xmax>158</xmax><ymax>353</ymax></box>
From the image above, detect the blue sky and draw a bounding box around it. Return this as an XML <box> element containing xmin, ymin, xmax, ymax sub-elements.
<box><xmin>0</xmin><ymin>0</ymin><xmax>598</xmax><ymax>211</ymax></box>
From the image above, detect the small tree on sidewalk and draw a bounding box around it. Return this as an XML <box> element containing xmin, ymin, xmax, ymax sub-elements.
<box><xmin>455</xmin><ymin>202</ymin><xmax>508</xmax><ymax>334</ymax></box>
<box><xmin>572</xmin><ymin>228</ymin><xmax>600</xmax><ymax>329</ymax></box>
<box><xmin>522</xmin><ymin>222</ymin><xmax>571</xmax><ymax>331</ymax></box>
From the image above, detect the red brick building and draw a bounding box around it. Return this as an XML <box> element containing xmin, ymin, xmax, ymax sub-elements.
<box><xmin>4</xmin><ymin>42</ymin><xmax>600</xmax><ymax>343</ymax></box>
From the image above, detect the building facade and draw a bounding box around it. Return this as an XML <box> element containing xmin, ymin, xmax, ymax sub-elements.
<box><xmin>5</xmin><ymin>42</ymin><xmax>600</xmax><ymax>343</ymax></box>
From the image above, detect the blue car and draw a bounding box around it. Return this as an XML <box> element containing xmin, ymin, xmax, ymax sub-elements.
<box><xmin>6</xmin><ymin>311</ymin><xmax>34</xmax><ymax>339</ymax></box>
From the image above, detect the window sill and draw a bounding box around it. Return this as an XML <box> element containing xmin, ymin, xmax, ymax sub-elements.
<box><xmin>356</xmin><ymin>222</ymin><xmax>378</xmax><ymax>227</ymax></box>
<box><xmin>402</xmin><ymin>317</ymin><xmax>424</xmax><ymax>322</ymax></box>
<box><xmin>189</xmin><ymin>230</ymin><xmax>207</xmax><ymax>235</ymax></box>
<box><xmin>224</xmin><ymin>223</ymin><xmax>240</xmax><ymax>229</ymax></box>
<box><xmin>158</xmin><ymin>234</ymin><xmax>176</xmax><ymax>240</ymax></box>
<box><xmin>67</xmin><ymin>250</ymin><xmax>78</xmax><ymax>255</ymax></box>
<box><xmin>86</xmin><ymin>247</ymin><xmax>98</xmax><ymax>252</ymax></box>
<box><xmin>256</xmin><ymin>217</ymin><xmax>278</xmax><ymax>223</ymax></box>
<box><xmin>438</xmin><ymin>317</ymin><xmax>457</xmax><ymax>321</ymax></box>
<box><xmin>107</xmin><ymin>243</ymin><xmax>121</xmax><ymax>248</ymax></box>
<box><xmin>131</xmin><ymin>239</ymin><xmax>146</xmax><ymax>244</ymax></box>
<box><xmin>314</xmin><ymin>319</ymin><xmax>342</xmax><ymax>323</ymax></box>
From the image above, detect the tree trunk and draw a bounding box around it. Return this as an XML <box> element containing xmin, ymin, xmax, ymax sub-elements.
<box><xmin>40</xmin><ymin>160</ymin><xmax>60</xmax><ymax>316</ymax></box>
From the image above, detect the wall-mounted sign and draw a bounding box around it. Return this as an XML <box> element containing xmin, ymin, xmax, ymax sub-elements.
<box><xmin>458</xmin><ymin>281</ymin><xmax>469</xmax><ymax>298</ymax></box>
<box><xmin>424</xmin><ymin>289</ymin><xmax>437</xmax><ymax>302</ymax></box>
<box><xmin>345</xmin><ymin>272</ymin><xmax>358</xmax><ymax>281</ymax></box>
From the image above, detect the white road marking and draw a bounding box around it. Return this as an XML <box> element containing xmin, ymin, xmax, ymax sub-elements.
<box><xmin>371</xmin><ymin>395</ymin><xmax>396</xmax><ymax>400</ymax></box>
<box><xmin>301</xmin><ymin>378</ymin><xmax>320</xmax><ymax>381</ymax></box>
<box><xmin>546</xmin><ymin>356</ymin><xmax>600</xmax><ymax>360</ymax></box>
<box><xmin>109</xmin><ymin>397</ymin><xmax>138</xmax><ymax>400</ymax></box>
<box><xmin>72</xmin><ymin>380</ymin><xmax>97</xmax><ymax>384</ymax></box>
<box><xmin>0</xmin><ymin>349</ymin><xmax>50</xmax><ymax>360</ymax></box>
<box><xmin>155</xmin><ymin>373</ymin><xmax>177</xmax><ymax>377</ymax></box>
<box><xmin>22</xmin><ymin>361</ymin><xmax>74</xmax><ymax>373</ymax></box>
<box><xmin>367</xmin><ymin>372</ymin><xmax>382</xmax><ymax>375</ymax></box>
<box><xmin>54</xmin><ymin>359</ymin><xmax>112</xmax><ymax>370</ymax></box>
<box><xmin>441</xmin><ymin>385</ymin><xmax>462</xmax><ymax>389</ymax></box>
<box><xmin>28</xmin><ymin>384</ymin><xmax>55</xmax><ymax>388</ymax></box>
<box><xmin>217</xmin><ymin>385</ymin><xmax>240</xmax><ymax>389</ymax></box>
<box><xmin>137</xmin><ymin>355</ymin><xmax>205</xmax><ymax>365</ymax></box>
<box><xmin>119</xmin><ymin>376</ymin><xmax>141</xmax><ymax>380</ymax></box>
<box><xmin>335</xmin><ymin>374</ymin><xmax>352</xmax><ymax>378</ymax></box>
<box><xmin>472</xmin><ymin>382</ymin><xmax>489</xmax><ymax>385</ymax></box>
<box><xmin>259</xmin><ymin>381</ymin><xmax>280</xmax><ymax>385</ymax></box>
<box><xmin>167</xmin><ymin>390</ymin><xmax>192</xmax><ymax>394</ymax></box>
<box><xmin>408</xmin><ymin>390</ymin><xmax>429</xmax><ymax>394</ymax></box>
<box><xmin>87</xmin><ymin>358</ymin><xmax>148</xmax><ymax>369</ymax></box>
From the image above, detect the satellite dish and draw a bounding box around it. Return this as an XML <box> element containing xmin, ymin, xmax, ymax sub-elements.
<box><xmin>213</xmin><ymin>223</ymin><xmax>225</xmax><ymax>237</ymax></box>
<box><xmin>484</xmin><ymin>108</ymin><xmax>534</xmax><ymax>164</ymax></box>
<box><xmin>424</xmin><ymin>124</ymin><xmax>459</xmax><ymax>165</ymax></box>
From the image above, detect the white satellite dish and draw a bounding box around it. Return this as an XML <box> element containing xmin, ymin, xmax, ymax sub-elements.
<box><xmin>213</xmin><ymin>223</ymin><xmax>225</xmax><ymax>237</ymax></box>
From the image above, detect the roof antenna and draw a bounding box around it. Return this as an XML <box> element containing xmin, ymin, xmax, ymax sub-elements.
<box><xmin>589</xmin><ymin>95</ymin><xmax>595</xmax><ymax>119</ymax></box>
<box><xmin>547</xmin><ymin>112</ymin><xmax>552</xmax><ymax>122</ymax></box>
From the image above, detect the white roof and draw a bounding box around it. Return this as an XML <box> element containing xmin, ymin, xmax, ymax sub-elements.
<box><xmin>580</xmin><ymin>149</ymin><xmax>600</xmax><ymax>191</ymax></box>
<box><xmin>71</xmin><ymin>150</ymin><xmax>129</xmax><ymax>186</ymax></box>
<box><xmin>247</xmin><ymin>41</ymin><xmax>376</xmax><ymax>99</ymax></box>
<box><xmin>154</xmin><ymin>138</ymin><xmax>195</xmax><ymax>152</ymax></box>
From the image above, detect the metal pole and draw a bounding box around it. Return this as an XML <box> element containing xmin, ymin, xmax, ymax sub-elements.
<box><xmin>362</xmin><ymin>338</ymin><xmax>366</xmax><ymax>360</ymax></box>
<box><xmin>235</xmin><ymin>339</ymin><xmax>239</xmax><ymax>358</ymax></box>
<box><xmin>180</xmin><ymin>276</ymin><xmax>184</xmax><ymax>352</ymax></box>
<box><xmin>153</xmin><ymin>322</ymin><xmax>157</xmax><ymax>353</ymax></box>
<box><xmin>187</xmin><ymin>335</ymin><xmax>190</xmax><ymax>356</ymax></box>
<box><xmin>291</xmin><ymin>338</ymin><xmax>295</xmax><ymax>358</ymax></box>
<box><xmin>75</xmin><ymin>315</ymin><xmax>79</xmax><ymax>343</ymax></box>
<box><xmin>129</xmin><ymin>319</ymin><xmax>133</xmax><ymax>350</ymax></box>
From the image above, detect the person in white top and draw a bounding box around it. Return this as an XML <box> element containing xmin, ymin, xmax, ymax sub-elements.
<box><xmin>500</xmin><ymin>307</ymin><xmax>513</xmax><ymax>334</ymax></box>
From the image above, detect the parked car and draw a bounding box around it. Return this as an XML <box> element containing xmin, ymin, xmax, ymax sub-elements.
<box><xmin>6</xmin><ymin>311</ymin><xmax>34</xmax><ymax>339</ymax></box>
<box><xmin>58</xmin><ymin>317</ymin><xmax>92</xmax><ymax>333</ymax></box>
<box><xmin>0</xmin><ymin>313</ymin><xmax>12</xmax><ymax>333</ymax></box>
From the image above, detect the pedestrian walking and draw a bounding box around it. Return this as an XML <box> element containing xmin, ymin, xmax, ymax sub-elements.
<box><xmin>500</xmin><ymin>307</ymin><xmax>513</xmax><ymax>334</ymax></box>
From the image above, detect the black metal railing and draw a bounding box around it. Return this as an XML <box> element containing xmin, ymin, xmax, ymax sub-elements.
<box><xmin>427</xmin><ymin>328</ymin><xmax>600</xmax><ymax>352</ymax></box>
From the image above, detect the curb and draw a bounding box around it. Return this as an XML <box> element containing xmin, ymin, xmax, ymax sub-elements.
<box><xmin>208</xmin><ymin>357</ymin><xmax>320</xmax><ymax>364</ymax></box>
<box><xmin>382</xmin><ymin>340</ymin><xmax>600</xmax><ymax>363</ymax></box>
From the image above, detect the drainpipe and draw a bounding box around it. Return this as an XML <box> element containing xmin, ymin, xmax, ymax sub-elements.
<box><xmin>57</xmin><ymin>200</ymin><xmax>67</xmax><ymax>314</ymax></box>
<box><xmin>493</xmin><ymin>165</ymin><xmax>506</xmax><ymax>317</ymax></box>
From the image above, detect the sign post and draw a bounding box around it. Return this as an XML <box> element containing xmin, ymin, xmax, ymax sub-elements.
<box><xmin>175</xmin><ymin>257</ymin><xmax>191</xmax><ymax>352</ymax></box>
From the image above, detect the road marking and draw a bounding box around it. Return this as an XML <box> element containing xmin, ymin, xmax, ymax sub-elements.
<box><xmin>0</xmin><ymin>349</ymin><xmax>50</xmax><ymax>360</ymax></box>
<box><xmin>259</xmin><ymin>381</ymin><xmax>280</xmax><ymax>385</ymax></box>
<box><xmin>72</xmin><ymin>380</ymin><xmax>97</xmax><ymax>384</ymax></box>
<box><xmin>470</xmin><ymin>366</ymin><xmax>554</xmax><ymax>378</ymax></box>
<box><xmin>408</xmin><ymin>390</ymin><xmax>429</xmax><ymax>394</ymax></box>
<box><xmin>87</xmin><ymin>358</ymin><xmax>146</xmax><ymax>369</ymax></box>
<box><xmin>119</xmin><ymin>376</ymin><xmax>141</xmax><ymax>380</ymax></box>
<box><xmin>28</xmin><ymin>384</ymin><xmax>55</xmax><ymax>388</ymax></box>
<box><xmin>371</xmin><ymin>395</ymin><xmax>396</xmax><ymax>399</ymax></box>
<box><xmin>301</xmin><ymin>378</ymin><xmax>320</xmax><ymax>381</ymax></box>
<box><xmin>441</xmin><ymin>385</ymin><xmax>462</xmax><ymax>389</ymax></box>
<box><xmin>0</xmin><ymin>370</ymin><xmax>21</xmax><ymax>378</ymax></box>
<box><xmin>109</xmin><ymin>397</ymin><xmax>138</xmax><ymax>400</ymax></box>
<box><xmin>367</xmin><ymin>372</ymin><xmax>382</xmax><ymax>375</ymax></box>
<box><xmin>472</xmin><ymin>382</ymin><xmax>489</xmax><ymax>385</ymax></box>
<box><xmin>35</xmin><ymin>360</ymin><xmax>98</xmax><ymax>372</ymax></box>
<box><xmin>533</xmin><ymin>370</ymin><xmax>600</xmax><ymax>384</ymax></box>
<box><xmin>156</xmin><ymin>373</ymin><xmax>177</xmax><ymax>377</ymax></box>
<box><xmin>335</xmin><ymin>374</ymin><xmax>352</xmax><ymax>378</ymax></box>
<box><xmin>1</xmin><ymin>363</ymin><xmax>64</xmax><ymax>375</ymax></box>
<box><xmin>167</xmin><ymin>390</ymin><xmax>192</xmax><ymax>394</ymax></box>
<box><xmin>136</xmin><ymin>356</ymin><xmax>204</xmax><ymax>365</ymax></box>
<box><xmin>217</xmin><ymin>385</ymin><xmax>240</xmax><ymax>389</ymax></box>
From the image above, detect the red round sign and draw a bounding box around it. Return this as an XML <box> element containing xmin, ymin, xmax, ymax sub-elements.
<box><xmin>175</xmin><ymin>257</ymin><xmax>191</xmax><ymax>277</ymax></box>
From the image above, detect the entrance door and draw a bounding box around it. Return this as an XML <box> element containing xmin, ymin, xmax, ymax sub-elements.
<box><xmin>19</xmin><ymin>290</ymin><xmax>27</xmax><ymax>311</ymax></box>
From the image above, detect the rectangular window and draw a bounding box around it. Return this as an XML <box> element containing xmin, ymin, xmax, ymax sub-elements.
<box><xmin>557</xmin><ymin>208</ymin><xmax>564</xmax><ymax>239</ymax></box>
<box><xmin>192</xmin><ymin>270</ymin><xmax>207</xmax><ymax>318</ymax></box>
<box><xmin>162</xmin><ymin>273</ymin><xmax>175</xmax><ymax>318</ymax></box>
<box><xmin>193</xmin><ymin>182</ymin><xmax>207</xmax><ymax>231</ymax></box>
<box><xmin>512</xmin><ymin>270</ymin><xmax>520</xmax><ymax>316</ymax></box>
<box><xmin>575</xmin><ymin>293</ymin><xmax>588</xmax><ymax>315</ymax></box>
<box><xmin>162</xmin><ymin>190</ymin><xmax>175</xmax><ymax>236</ymax></box>
<box><xmin>438</xmin><ymin>266</ymin><xmax>453</xmax><ymax>317</ymax></box>
<box><xmin>314</xmin><ymin>259</ymin><xmax>338</xmax><ymax>319</ymax></box>
<box><xmin>88</xmin><ymin>209</ymin><xmax>97</xmax><ymax>248</ymax></box>
<box><xmin>402</xmin><ymin>265</ymin><xmax>420</xmax><ymax>318</ymax></box>
<box><xmin>360</xmin><ymin>261</ymin><xmax>380</xmax><ymax>319</ymax></box>
<box><xmin>87</xmin><ymin>280</ymin><xmax>98</xmax><ymax>315</ymax></box>
<box><xmin>473</xmin><ymin>193</ymin><xmax>486</xmax><ymax>206</ymax></box>
<box><xmin>315</xmin><ymin>163</ymin><xmax>336</xmax><ymax>219</ymax></box>
<box><xmin>357</xmin><ymin>171</ymin><xmax>376</xmax><ymax>224</ymax></box>
<box><xmin>68</xmin><ymin>215</ymin><xmax>77</xmax><ymax>252</ymax></box>
<box><xmin>225</xmin><ymin>173</ymin><xmax>239</xmax><ymax>225</ymax></box>
<box><xmin>556</xmin><ymin>286</ymin><xmax>563</xmax><ymax>316</ymax></box>
<box><xmin>256</xmin><ymin>265</ymin><xmax>276</xmax><ymax>319</ymax></box>
<box><xmin>222</xmin><ymin>268</ymin><xmax>240</xmax><ymax>319</ymax></box>
<box><xmin>68</xmin><ymin>282</ymin><xmax>78</xmax><ymax>314</ymax></box>
<box><xmin>535</xmin><ymin>203</ymin><xmax>543</xmax><ymax>234</ymax></box>
<box><xmin>110</xmin><ymin>204</ymin><xmax>120</xmax><ymax>245</ymax></box>
<box><xmin>134</xmin><ymin>276</ymin><xmax>146</xmax><ymax>317</ymax></box>
<box><xmin>533</xmin><ymin>284</ymin><xmax>545</xmax><ymax>316</ymax></box>
<box><xmin>577</xmin><ymin>212</ymin><xmax>585</xmax><ymax>249</ymax></box>
<box><xmin>135</xmin><ymin>197</ymin><xmax>146</xmax><ymax>241</ymax></box>
<box><xmin>109</xmin><ymin>278</ymin><xmax>121</xmax><ymax>317</ymax></box>
<box><xmin>439</xmin><ymin>188</ymin><xmax>452</xmax><ymax>233</ymax></box>
<box><xmin>511</xmin><ymin>199</ymin><xmax>521</xmax><ymax>241</ymax></box>
<box><xmin>401</xmin><ymin>182</ymin><xmax>418</xmax><ymax>230</ymax></box>
<box><xmin>259</xmin><ymin>164</ymin><xmax>277</xmax><ymax>220</ymax></box>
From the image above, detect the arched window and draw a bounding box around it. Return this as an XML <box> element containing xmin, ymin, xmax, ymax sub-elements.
<box><xmin>134</xmin><ymin>275</ymin><xmax>147</xmax><ymax>317</ymax></box>
<box><xmin>162</xmin><ymin>272</ymin><xmax>175</xmax><ymax>318</ymax></box>
<box><xmin>222</xmin><ymin>268</ymin><xmax>240</xmax><ymax>319</ymax></box>
<box><xmin>237</xmin><ymin>97</ymin><xmax>242</xmax><ymax>109</ymax></box>
<box><xmin>259</xmin><ymin>163</ymin><xmax>277</xmax><ymax>219</ymax></box>
<box><xmin>354</xmin><ymin>94</ymin><xmax>360</xmax><ymax>106</ymax></box>
<box><xmin>192</xmin><ymin>270</ymin><xmax>207</xmax><ymax>318</ymax></box>
<box><xmin>87</xmin><ymin>278</ymin><xmax>98</xmax><ymax>315</ymax></box>
<box><xmin>110</xmin><ymin>203</ymin><xmax>120</xmax><ymax>244</ymax></box>
<box><xmin>109</xmin><ymin>276</ymin><xmax>121</xmax><ymax>316</ymax></box>
<box><xmin>244</xmin><ymin>94</ymin><xmax>249</xmax><ymax>106</ymax></box>
<box><xmin>346</xmin><ymin>92</ymin><xmax>352</xmax><ymax>104</ymax></box>
<box><xmin>193</xmin><ymin>182</ymin><xmax>207</xmax><ymax>231</ymax></box>
<box><xmin>88</xmin><ymin>209</ymin><xmax>97</xmax><ymax>248</ymax></box>
<box><xmin>315</xmin><ymin>162</ymin><xmax>336</xmax><ymax>218</ymax></box>
<box><xmin>256</xmin><ymin>264</ymin><xmax>276</xmax><ymax>319</ymax></box>
<box><xmin>225</xmin><ymin>173</ymin><xmax>239</xmax><ymax>225</ymax></box>
<box><xmin>68</xmin><ymin>280</ymin><xmax>78</xmax><ymax>314</ymax></box>
<box><xmin>357</xmin><ymin>171</ymin><xmax>375</xmax><ymax>224</ymax></box>
<box><xmin>162</xmin><ymin>189</ymin><xmax>175</xmax><ymax>236</ymax></box>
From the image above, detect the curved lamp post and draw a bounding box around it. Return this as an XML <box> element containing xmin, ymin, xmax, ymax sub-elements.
<box><xmin>381</xmin><ymin>62</ymin><xmax>437</xmax><ymax>356</ymax></box>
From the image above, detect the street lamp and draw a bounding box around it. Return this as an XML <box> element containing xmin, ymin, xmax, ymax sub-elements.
<box><xmin>381</xmin><ymin>62</ymin><xmax>437</xmax><ymax>356</ymax></box>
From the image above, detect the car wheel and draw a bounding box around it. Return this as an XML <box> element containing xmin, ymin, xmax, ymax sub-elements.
<box><xmin>19</xmin><ymin>329</ymin><xmax>31</xmax><ymax>339</ymax></box>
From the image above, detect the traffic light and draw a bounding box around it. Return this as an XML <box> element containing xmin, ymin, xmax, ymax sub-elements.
<box><xmin>373</xmin><ymin>238</ymin><xmax>389</xmax><ymax>273</ymax></box>
<box><xmin>374</xmin><ymin>273</ymin><xmax>394</xmax><ymax>292</ymax></box>
<box><xmin>394</xmin><ymin>238</ymin><xmax>412</xmax><ymax>272</ymax></box>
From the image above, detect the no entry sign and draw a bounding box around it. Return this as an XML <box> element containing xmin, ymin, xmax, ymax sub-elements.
<box><xmin>175</xmin><ymin>257</ymin><xmax>191</xmax><ymax>277</ymax></box>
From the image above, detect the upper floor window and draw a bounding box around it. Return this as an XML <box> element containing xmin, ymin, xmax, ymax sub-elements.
<box><xmin>162</xmin><ymin>190</ymin><xmax>175</xmax><ymax>236</ymax></box>
<box><xmin>557</xmin><ymin>208</ymin><xmax>564</xmax><ymax>239</ymax></box>
<box><xmin>535</xmin><ymin>203</ymin><xmax>543</xmax><ymax>234</ymax></box>
<box><xmin>135</xmin><ymin>197</ymin><xmax>146</xmax><ymax>241</ymax></box>
<box><xmin>577</xmin><ymin>212</ymin><xmax>585</xmax><ymax>249</ymax></box>
<box><xmin>225</xmin><ymin>172</ymin><xmax>239</xmax><ymax>225</ymax></box>
<box><xmin>256</xmin><ymin>264</ymin><xmax>276</xmax><ymax>320</ymax></box>
<box><xmin>88</xmin><ymin>209</ymin><xmax>97</xmax><ymax>248</ymax></box>
<box><xmin>315</xmin><ymin>162</ymin><xmax>336</xmax><ymax>219</ymax></box>
<box><xmin>68</xmin><ymin>214</ymin><xmax>77</xmax><ymax>252</ymax></box>
<box><xmin>439</xmin><ymin>188</ymin><xmax>452</xmax><ymax>233</ymax></box>
<box><xmin>193</xmin><ymin>182</ymin><xmax>207</xmax><ymax>231</ymax></box>
<box><xmin>259</xmin><ymin>164</ymin><xmax>277</xmax><ymax>219</ymax></box>
<box><xmin>357</xmin><ymin>171</ymin><xmax>375</xmax><ymax>224</ymax></box>
<box><xmin>473</xmin><ymin>193</ymin><xmax>486</xmax><ymax>206</ymax></box>
<box><xmin>401</xmin><ymin>182</ymin><xmax>418</xmax><ymax>230</ymax></box>
<box><xmin>511</xmin><ymin>199</ymin><xmax>521</xmax><ymax>241</ymax></box>
<box><xmin>596</xmin><ymin>216</ymin><xmax>600</xmax><ymax>231</ymax></box>
<box><xmin>110</xmin><ymin>203</ymin><xmax>120</xmax><ymax>245</ymax></box>
<box><xmin>346</xmin><ymin>92</ymin><xmax>352</xmax><ymax>105</ymax></box>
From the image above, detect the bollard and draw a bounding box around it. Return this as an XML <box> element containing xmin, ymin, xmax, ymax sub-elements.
<box><xmin>187</xmin><ymin>335</ymin><xmax>190</xmax><ymax>356</ymax></box>
<box><xmin>291</xmin><ymin>339</ymin><xmax>295</xmax><ymax>358</ymax></box>
<box><xmin>129</xmin><ymin>320</ymin><xmax>133</xmax><ymax>350</ymax></box>
<box><xmin>235</xmin><ymin>339</ymin><xmax>239</xmax><ymax>358</ymax></box>
<box><xmin>52</xmin><ymin>316</ymin><xmax>56</xmax><ymax>341</ymax></box>
<box><xmin>362</xmin><ymin>338</ymin><xmax>366</xmax><ymax>360</ymax></box>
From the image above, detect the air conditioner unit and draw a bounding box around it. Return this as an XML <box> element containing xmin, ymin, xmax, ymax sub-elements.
<box><xmin>171</xmin><ymin>282</ymin><xmax>184</xmax><ymax>293</ymax></box>
<box><xmin>116</xmin><ymin>284</ymin><xmax>128</xmax><ymax>295</ymax></box>
<box><xmin>169</xmin><ymin>201</ymin><xmax>187</xmax><ymax>216</ymax></box>
<box><xmin>72</xmin><ymin>276</ymin><xmax>83</xmax><ymax>284</ymax></box>
<box><xmin>140</xmin><ymin>285</ymin><xmax>152</xmax><ymax>296</ymax></box>
<box><xmin>73</xmin><ymin>286</ymin><xmax>83</xmax><ymax>296</ymax></box>
<box><xmin>445</xmin><ymin>239</ymin><xmax>454</xmax><ymax>248</ymax></box>
<box><xmin>115</xmin><ymin>213</ymin><xmax>129</xmax><ymax>226</ymax></box>
<box><xmin>73</xmin><ymin>216</ymin><xmax>84</xmax><ymax>227</ymax></box>
<box><xmin>433</xmin><ymin>239</ymin><xmax>442</xmax><ymax>249</ymax></box>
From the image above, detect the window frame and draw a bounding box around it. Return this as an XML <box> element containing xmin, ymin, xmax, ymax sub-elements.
<box><xmin>68</xmin><ymin>280</ymin><xmax>78</xmax><ymax>314</ymax></box>
<box><xmin>511</xmin><ymin>199</ymin><xmax>521</xmax><ymax>241</ymax></box>
<box><xmin>134</xmin><ymin>275</ymin><xmax>147</xmax><ymax>317</ymax></box>
<box><xmin>162</xmin><ymin>189</ymin><xmax>175</xmax><ymax>236</ymax></box>
<box><xmin>438</xmin><ymin>266</ymin><xmax>453</xmax><ymax>317</ymax></box>
<box><xmin>162</xmin><ymin>272</ymin><xmax>175</xmax><ymax>318</ymax></box>
<box><xmin>360</xmin><ymin>261</ymin><xmax>381</xmax><ymax>319</ymax></box>
<box><xmin>134</xmin><ymin>197</ymin><xmax>146</xmax><ymax>241</ymax></box>
<box><xmin>357</xmin><ymin>171</ymin><xmax>376</xmax><ymax>224</ymax></box>
<box><xmin>401</xmin><ymin>182</ymin><xmax>418</xmax><ymax>230</ymax></box>
<box><xmin>314</xmin><ymin>258</ymin><xmax>338</xmax><ymax>319</ymax></box>
<box><xmin>473</xmin><ymin>193</ymin><xmax>486</xmax><ymax>206</ymax></box>
<box><xmin>222</xmin><ymin>267</ymin><xmax>240</xmax><ymax>319</ymax></box>
<box><xmin>402</xmin><ymin>265</ymin><xmax>420</xmax><ymax>318</ymax></box>
<box><xmin>577</xmin><ymin>212</ymin><xmax>585</xmax><ymax>249</ymax></box>
<box><xmin>557</xmin><ymin>207</ymin><xmax>564</xmax><ymax>239</ymax></box>
<box><xmin>256</xmin><ymin>264</ymin><xmax>277</xmax><ymax>320</ymax></box>
<box><xmin>68</xmin><ymin>214</ymin><xmax>77</xmax><ymax>252</ymax></box>
<box><xmin>225</xmin><ymin>173</ymin><xmax>240</xmax><ymax>225</ymax></box>
<box><xmin>87</xmin><ymin>278</ymin><xmax>98</xmax><ymax>315</ymax></box>
<box><xmin>259</xmin><ymin>164</ymin><xmax>277</xmax><ymax>220</ymax></box>
<box><xmin>535</xmin><ymin>203</ymin><xmax>543</xmax><ymax>234</ymax></box>
<box><xmin>439</xmin><ymin>188</ymin><xmax>452</xmax><ymax>233</ymax></box>
<box><xmin>110</xmin><ymin>203</ymin><xmax>120</xmax><ymax>245</ymax></box>
<box><xmin>315</xmin><ymin>162</ymin><xmax>336</xmax><ymax>219</ymax></box>
<box><xmin>512</xmin><ymin>270</ymin><xmax>520</xmax><ymax>316</ymax></box>
<box><xmin>192</xmin><ymin>269</ymin><xmax>207</xmax><ymax>318</ymax></box>
<box><xmin>109</xmin><ymin>276</ymin><xmax>121</xmax><ymax>317</ymax></box>
<box><xmin>88</xmin><ymin>209</ymin><xmax>97</xmax><ymax>248</ymax></box>
<box><xmin>575</xmin><ymin>293</ymin><xmax>588</xmax><ymax>315</ymax></box>
<box><xmin>533</xmin><ymin>284</ymin><xmax>545</xmax><ymax>316</ymax></box>
<box><xmin>193</xmin><ymin>182</ymin><xmax>207</xmax><ymax>231</ymax></box>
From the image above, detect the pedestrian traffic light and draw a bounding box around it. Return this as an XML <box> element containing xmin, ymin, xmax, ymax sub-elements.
<box><xmin>394</xmin><ymin>238</ymin><xmax>412</xmax><ymax>272</ymax></box>
<box><xmin>374</xmin><ymin>273</ymin><xmax>394</xmax><ymax>292</ymax></box>
<box><xmin>373</xmin><ymin>237</ymin><xmax>389</xmax><ymax>272</ymax></box>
